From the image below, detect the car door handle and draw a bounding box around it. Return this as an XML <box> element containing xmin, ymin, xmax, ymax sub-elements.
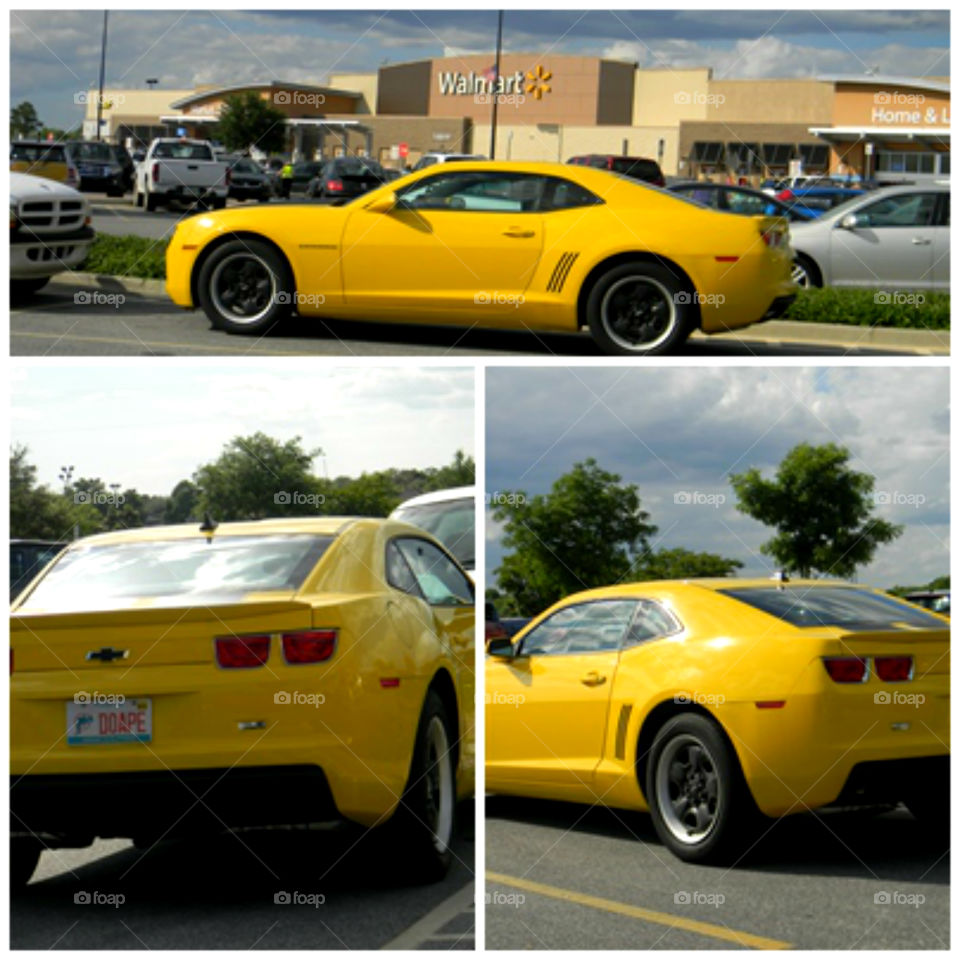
<box><xmin>911</xmin><ymin>237</ymin><xmax>932</xmax><ymax>245</ymax></box>
<box><xmin>581</xmin><ymin>671</ymin><xmax>607</xmax><ymax>687</ymax></box>
<box><xmin>503</xmin><ymin>227</ymin><xmax>535</xmax><ymax>238</ymax></box>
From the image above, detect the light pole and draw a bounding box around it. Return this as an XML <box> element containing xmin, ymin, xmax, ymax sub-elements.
<box><xmin>95</xmin><ymin>11</ymin><xmax>109</xmax><ymax>141</ymax></box>
<box><xmin>489</xmin><ymin>10</ymin><xmax>503</xmax><ymax>159</ymax></box>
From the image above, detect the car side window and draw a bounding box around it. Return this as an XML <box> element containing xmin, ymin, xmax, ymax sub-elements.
<box><xmin>854</xmin><ymin>193</ymin><xmax>938</xmax><ymax>228</ymax></box>
<box><xmin>622</xmin><ymin>600</ymin><xmax>683</xmax><ymax>648</ymax></box>
<box><xmin>385</xmin><ymin>540</ymin><xmax>422</xmax><ymax>598</ymax></box>
<box><xmin>397</xmin><ymin>172</ymin><xmax>545</xmax><ymax>213</ymax></box>
<box><xmin>395</xmin><ymin>537</ymin><xmax>473</xmax><ymax>607</ymax></box>
<box><xmin>519</xmin><ymin>600</ymin><xmax>638</xmax><ymax>656</ymax></box>
<box><xmin>540</xmin><ymin>177</ymin><xmax>602</xmax><ymax>211</ymax></box>
<box><xmin>724</xmin><ymin>189</ymin><xmax>768</xmax><ymax>216</ymax></box>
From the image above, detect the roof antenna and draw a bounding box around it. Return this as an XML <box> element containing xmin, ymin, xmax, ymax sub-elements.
<box><xmin>200</xmin><ymin>512</ymin><xmax>218</xmax><ymax>540</ymax></box>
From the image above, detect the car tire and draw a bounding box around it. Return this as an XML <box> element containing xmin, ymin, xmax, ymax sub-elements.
<box><xmin>11</xmin><ymin>277</ymin><xmax>50</xmax><ymax>300</ymax></box>
<box><xmin>11</xmin><ymin>838</ymin><xmax>42</xmax><ymax>887</ymax></box>
<box><xmin>791</xmin><ymin>253</ymin><xmax>821</xmax><ymax>289</ymax></box>
<box><xmin>211</xmin><ymin>197</ymin><xmax>227</xmax><ymax>210</ymax></box>
<box><xmin>387</xmin><ymin>690</ymin><xmax>456</xmax><ymax>883</ymax></box>
<box><xmin>586</xmin><ymin>262</ymin><xmax>695</xmax><ymax>356</ymax></box>
<box><xmin>645</xmin><ymin>713</ymin><xmax>760</xmax><ymax>865</ymax></box>
<box><xmin>196</xmin><ymin>238</ymin><xmax>294</xmax><ymax>335</ymax></box>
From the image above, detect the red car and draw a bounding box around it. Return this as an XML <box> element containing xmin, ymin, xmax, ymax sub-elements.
<box><xmin>567</xmin><ymin>154</ymin><xmax>666</xmax><ymax>188</ymax></box>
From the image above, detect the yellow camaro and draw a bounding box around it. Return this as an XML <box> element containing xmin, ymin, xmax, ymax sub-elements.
<box><xmin>486</xmin><ymin>579</ymin><xmax>949</xmax><ymax>864</ymax></box>
<box><xmin>11</xmin><ymin>517</ymin><xmax>474</xmax><ymax>885</ymax></box>
<box><xmin>166</xmin><ymin>161</ymin><xmax>796</xmax><ymax>355</ymax></box>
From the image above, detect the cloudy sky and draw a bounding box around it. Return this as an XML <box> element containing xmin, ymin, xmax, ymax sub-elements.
<box><xmin>11</xmin><ymin>9</ymin><xmax>949</xmax><ymax>129</ymax></box>
<box><xmin>485</xmin><ymin>366</ymin><xmax>949</xmax><ymax>591</ymax></box>
<box><xmin>12</xmin><ymin>364</ymin><xmax>474</xmax><ymax>494</ymax></box>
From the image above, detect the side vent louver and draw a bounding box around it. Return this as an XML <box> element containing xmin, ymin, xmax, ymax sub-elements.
<box><xmin>614</xmin><ymin>703</ymin><xmax>633</xmax><ymax>761</ymax></box>
<box><xmin>547</xmin><ymin>251</ymin><xmax>580</xmax><ymax>293</ymax></box>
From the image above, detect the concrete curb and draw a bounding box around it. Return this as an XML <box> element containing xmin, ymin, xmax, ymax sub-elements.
<box><xmin>53</xmin><ymin>272</ymin><xmax>950</xmax><ymax>354</ymax></box>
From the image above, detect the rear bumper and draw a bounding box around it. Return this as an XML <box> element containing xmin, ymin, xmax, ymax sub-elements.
<box><xmin>11</xmin><ymin>765</ymin><xmax>338</xmax><ymax>841</ymax></box>
<box><xmin>761</xmin><ymin>293</ymin><xmax>796</xmax><ymax>321</ymax></box>
<box><xmin>832</xmin><ymin>755</ymin><xmax>949</xmax><ymax>807</ymax></box>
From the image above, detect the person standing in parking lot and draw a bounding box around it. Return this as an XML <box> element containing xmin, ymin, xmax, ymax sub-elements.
<box><xmin>280</xmin><ymin>161</ymin><xmax>293</xmax><ymax>199</ymax></box>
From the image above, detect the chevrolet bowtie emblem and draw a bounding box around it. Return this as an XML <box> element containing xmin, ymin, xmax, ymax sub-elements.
<box><xmin>85</xmin><ymin>647</ymin><xmax>129</xmax><ymax>662</ymax></box>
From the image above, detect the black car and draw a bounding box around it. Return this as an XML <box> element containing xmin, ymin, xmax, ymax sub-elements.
<box><xmin>306</xmin><ymin>157</ymin><xmax>386</xmax><ymax>202</ymax></box>
<box><xmin>227</xmin><ymin>157</ymin><xmax>273</xmax><ymax>202</ymax></box>
<box><xmin>287</xmin><ymin>161</ymin><xmax>326</xmax><ymax>195</ymax></box>
<box><xmin>668</xmin><ymin>181</ymin><xmax>814</xmax><ymax>222</ymax></box>
<box><xmin>567</xmin><ymin>154</ymin><xmax>666</xmax><ymax>187</ymax></box>
<box><xmin>10</xmin><ymin>539</ymin><xmax>67</xmax><ymax>601</ymax></box>
<box><xmin>69</xmin><ymin>141</ymin><xmax>129</xmax><ymax>196</ymax></box>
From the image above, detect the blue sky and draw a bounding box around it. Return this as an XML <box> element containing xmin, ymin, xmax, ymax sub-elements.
<box><xmin>485</xmin><ymin>367</ymin><xmax>949</xmax><ymax>591</ymax></box>
<box><xmin>11</xmin><ymin>9</ymin><xmax>950</xmax><ymax>129</ymax></box>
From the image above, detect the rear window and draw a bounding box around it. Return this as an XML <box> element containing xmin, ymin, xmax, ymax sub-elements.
<box><xmin>720</xmin><ymin>586</ymin><xmax>946</xmax><ymax>630</ymax></box>
<box><xmin>611</xmin><ymin>158</ymin><xmax>659</xmax><ymax>179</ymax></box>
<box><xmin>72</xmin><ymin>142</ymin><xmax>114</xmax><ymax>162</ymax></box>
<box><xmin>12</xmin><ymin>143</ymin><xmax>66</xmax><ymax>163</ymax></box>
<box><xmin>152</xmin><ymin>142</ymin><xmax>215</xmax><ymax>160</ymax></box>
<box><xmin>332</xmin><ymin>157</ymin><xmax>384</xmax><ymax>175</ymax></box>
<box><xmin>17</xmin><ymin>534</ymin><xmax>335</xmax><ymax>613</ymax></box>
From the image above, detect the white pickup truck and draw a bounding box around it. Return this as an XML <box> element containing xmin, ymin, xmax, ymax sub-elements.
<box><xmin>134</xmin><ymin>138</ymin><xmax>229</xmax><ymax>212</ymax></box>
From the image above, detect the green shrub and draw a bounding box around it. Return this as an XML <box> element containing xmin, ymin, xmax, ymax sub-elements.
<box><xmin>82</xmin><ymin>234</ymin><xmax>169</xmax><ymax>280</ymax></box>
<box><xmin>783</xmin><ymin>287</ymin><xmax>949</xmax><ymax>330</ymax></box>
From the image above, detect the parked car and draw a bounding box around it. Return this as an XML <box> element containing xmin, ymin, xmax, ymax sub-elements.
<box><xmin>286</xmin><ymin>161</ymin><xmax>326</xmax><ymax>195</ymax></box>
<box><xmin>486</xmin><ymin>601</ymin><xmax>508</xmax><ymax>642</ymax></box>
<box><xmin>10</xmin><ymin>539</ymin><xmax>68</xmax><ymax>601</ymax></box>
<box><xmin>500</xmin><ymin>617</ymin><xmax>531</xmax><ymax>638</ymax></box>
<box><xmin>788</xmin><ymin>185</ymin><xmax>949</xmax><ymax>289</ymax></box>
<box><xmin>412</xmin><ymin>152</ymin><xmax>486</xmax><ymax>171</ymax></box>
<box><xmin>567</xmin><ymin>154</ymin><xmax>666</xmax><ymax>188</ymax></box>
<box><xmin>760</xmin><ymin>174</ymin><xmax>868</xmax><ymax>196</ymax></box>
<box><xmin>133</xmin><ymin>138</ymin><xmax>229</xmax><ymax>212</ymax></box>
<box><xmin>11</xmin><ymin>140</ymin><xmax>78</xmax><ymax>188</ymax></box>
<box><xmin>903</xmin><ymin>589</ymin><xmax>950</xmax><ymax>616</ymax></box>
<box><xmin>227</xmin><ymin>156</ymin><xmax>273</xmax><ymax>202</ymax></box>
<box><xmin>390</xmin><ymin>486</ymin><xmax>475</xmax><ymax>572</ymax></box>
<box><xmin>486</xmin><ymin>578</ymin><xmax>949</xmax><ymax>864</ymax></box>
<box><xmin>10</xmin><ymin>172</ymin><xmax>94</xmax><ymax>298</ymax></box>
<box><xmin>10</xmin><ymin>516</ymin><xmax>474</xmax><ymax>886</ymax></box>
<box><xmin>668</xmin><ymin>181</ymin><xmax>813</xmax><ymax>222</ymax></box>
<box><xmin>775</xmin><ymin>186</ymin><xmax>864</xmax><ymax>218</ymax></box>
<box><xmin>68</xmin><ymin>141</ymin><xmax>130</xmax><ymax>196</ymax></box>
<box><xmin>165</xmin><ymin>161</ymin><xmax>796</xmax><ymax>356</ymax></box>
<box><xmin>306</xmin><ymin>156</ymin><xmax>386</xmax><ymax>202</ymax></box>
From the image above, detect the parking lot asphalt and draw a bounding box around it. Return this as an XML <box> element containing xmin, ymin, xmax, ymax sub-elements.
<box><xmin>485</xmin><ymin>797</ymin><xmax>948</xmax><ymax>950</ymax></box>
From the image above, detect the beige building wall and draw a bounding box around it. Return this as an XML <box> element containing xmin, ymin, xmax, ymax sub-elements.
<box><xmin>633</xmin><ymin>68</ymin><xmax>712</xmax><ymax>125</ymax></box>
<box><xmin>83</xmin><ymin>88</ymin><xmax>193</xmax><ymax>124</ymax></box>
<box><xmin>709</xmin><ymin>79</ymin><xmax>834</xmax><ymax>123</ymax></box>
<box><xmin>329</xmin><ymin>72</ymin><xmax>379</xmax><ymax>114</ymax></box>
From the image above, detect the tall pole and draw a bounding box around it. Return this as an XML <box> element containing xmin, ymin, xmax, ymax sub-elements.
<box><xmin>95</xmin><ymin>11</ymin><xmax>108</xmax><ymax>141</ymax></box>
<box><xmin>489</xmin><ymin>10</ymin><xmax>503</xmax><ymax>159</ymax></box>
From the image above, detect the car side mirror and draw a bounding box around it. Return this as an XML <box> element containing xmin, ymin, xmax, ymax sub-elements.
<box><xmin>486</xmin><ymin>636</ymin><xmax>516</xmax><ymax>658</ymax></box>
<box><xmin>839</xmin><ymin>213</ymin><xmax>860</xmax><ymax>230</ymax></box>
<box><xmin>365</xmin><ymin>190</ymin><xmax>397</xmax><ymax>214</ymax></box>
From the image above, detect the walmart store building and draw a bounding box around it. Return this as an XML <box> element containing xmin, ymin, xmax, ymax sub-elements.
<box><xmin>87</xmin><ymin>56</ymin><xmax>949</xmax><ymax>182</ymax></box>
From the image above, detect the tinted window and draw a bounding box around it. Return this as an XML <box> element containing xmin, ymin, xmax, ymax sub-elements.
<box><xmin>18</xmin><ymin>535</ymin><xmax>334</xmax><ymax>613</ymax></box>
<box><xmin>394</xmin><ymin>538</ymin><xmax>473</xmax><ymax>607</ymax></box>
<box><xmin>10</xmin><ymin>543</ymin><xmax>66</xmax><ymax>598</ymax></box>
<box><xmin>724</xmin><ymin>188</ymin><xmax>771</xmax><ymax>216</ymax></box>
<box><xmin>611</xmin><ymin>158</ymin><xmax>660</xmax><ymax>181</ymax></box>
<box><xmin>385</xmin><ymin>540</ymin><xmax>422</xmax><ymax>597</ymax></box>
<box><xmin>541</xmin><ymin>177</ymin><xmax>602</xmax><ymax>211</ymax></box>
<box><xmin>392</xmin><ymin>497</ymin><xmax>474</xmax><ymax>570</ymax></box>
<box><xmin>231</xmin><ymin>160</ymin><xmax>259</xmax><ymax>174</ymax></box>
<box><xmin>333</xmin><ymin>157</ymin><xmax>384</xmax><ymax>176</ymax></box>
<box><xmin>623</xmin><ymin>600</ymin><xmax>682</xmax><ymax>647</ymax></box>
<box><xmin>720</xmin><ymin>587</ymin><xmax>946</xmax><ymax>630</ymax></box>
<box><xmin>72</xmin><ymin>142</ymin><xmax>114</xmax><ymax>162</ymax></box>
<box><xmin>520</xmin><ymin>600</ymin><xmax>637</xmax><ymax>656</ymax></box>
<box><xmin>11</xmin><ymin>143</ymin><xmax>66</xmax><ymax>163</ymax></box>
<box><xmin>854</xmin><ymin>192</ymin><xmax>938</xmax><ymax>228</ymax></box>
<box><xmin>398</xmin><ymin>171</ymin><xmax>545</xmax><ymax>212</ymax></box>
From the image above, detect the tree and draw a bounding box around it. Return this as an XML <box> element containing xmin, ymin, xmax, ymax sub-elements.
<box><xmin>193</xmin><ymin>433</ymin><xmax>322</xmax><ymax>521</ymax></box>
<box><xmin>730</xmin><ymin>442</ymin><xmax>902</xmax><ymax>579</ymax></box>
<box><xmin>492</xmin><ymin>458</ymin><xmax>657</xmax><ymax>615</ymax></box>
<box><xmin>164</xmin><ymin>479</ymin><xmax>200</xmax><ymax>523</ymax></box>
<box><xmin>214</xmin><ymin>92</ymin><xmax>288</xmax><ymax>155</ymax></box>
<box><xmin>321</xmin><ymin>472</ymin><xmax>403</xmax><ymax>517</ymax></box>
<box><xmin>634</xmin><ymin>547</ymin><xmax>742</xmax><ymax>581</ymax></box>
<box><xmin>11</xmin><ymin>101</ymin><xmax>41</xmax><ymax>139</ymax></box>
<box><xmin>426</xmin><ymin>449</ymin><xmax>475</xmax><ymax>491</ymax></box>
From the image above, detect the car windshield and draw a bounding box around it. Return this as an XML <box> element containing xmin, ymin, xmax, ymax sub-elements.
<box><xmin>18</xmin><ymin>534</ymin><xmax>335</xmax><ymax>613</ymax></box>
<box><xmin>73</xmin><ymin>143</ymin><xmax>114</xmax><ymax>162</ymax></box>
<box><xmin>153</xmin><ymin>142</ymin><xmax>214</xmax><ymax>160</ymax></box>
<box><xmin>231</xmin><ymin>160</ymin><xmax>258</xmax><ymax>173</ymax></box>
<box><xmin>720</xmin><ymin>586</ymin><xmax>946</xmax><ymax>630</ymax></box>
<box><xmin>392</xmin><ymin>498</ymin><xmax>474</xmax><ymax>569</ymax></box>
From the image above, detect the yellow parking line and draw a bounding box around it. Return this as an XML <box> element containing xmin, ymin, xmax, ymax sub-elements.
<box><xmin>486</xmin><ymin>871</ymin><xmax>793</xmax><ymax>950</ymax></box>
<box><xmin>10</xmin><ymin>331</ymin><xmax>306</xmax><ymax>355</ymax></box>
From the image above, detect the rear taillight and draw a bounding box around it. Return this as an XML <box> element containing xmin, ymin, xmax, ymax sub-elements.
<box><xmin>823</xmin><ymin>656</ymin><xmax>868</xmax><ymax>683</ymax></box>
<box><xmin>761</xmin><ymin>228</ymin><xmax>783</xmax><ymax>248</ymax></box>
<box><xmin>326</xmin><ymin>179</ymin><xmax>343</xmax><ymax>192</ymax></box>
<box><xmin>151</xmin><ymin>161</ymin><xmax>159</xmax><ymax>184</ymax></box>
<box><xmin>224</xmin><ymin>167</ymin><xmax>232</xmax><ymax>186</ymax></box>
<box><xmin>654</xmin><ymin>176</ymin><xmax>666</xmax><ymax>187</ymax></box>
<box><xmin>216</xmin><ymin>635</ymin><xmax>270</xmax><ymax>668</ymax></box>
<box><xmin>282</xmin><ymin>630</ymin><xmax>337</xmax><ymax>664</ymax></box>
<box><xmin>776</xmin><ymin>189</ymin><xmax>793</xmax><ymax>201</ymax></box>
<box><xmin>875</xmin><ymin>656</ymin><xmax>913</xmax><ymax>682</ymax></box>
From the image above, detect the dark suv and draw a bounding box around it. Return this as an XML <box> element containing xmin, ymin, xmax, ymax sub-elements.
<box><xmin>567</xmin><ymin>154</ymin><xmax>666</xmax><ymax>187</ymax></box>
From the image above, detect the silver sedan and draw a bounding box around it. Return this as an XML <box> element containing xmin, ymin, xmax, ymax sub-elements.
<box><xmin>788</xmin><ymin>184</ymin><xmax>949</xmax><ymax>289</ymax></box>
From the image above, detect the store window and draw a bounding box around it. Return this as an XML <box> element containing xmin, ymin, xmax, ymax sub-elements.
<box><xmin>876</xmin><ymin>151</ymin><xmax>938</xmax><ymax>175</ymax></box>
<box><xmin>798</xmin><ymin>144</ymin><xmax>829</xmax><ymax>172</ymax></box>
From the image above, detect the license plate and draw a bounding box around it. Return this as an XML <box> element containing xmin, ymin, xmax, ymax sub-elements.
<box><xmin>66</xmin><ymin>698</ymin><xmax>152</xmax><ymax>745</ymax></box>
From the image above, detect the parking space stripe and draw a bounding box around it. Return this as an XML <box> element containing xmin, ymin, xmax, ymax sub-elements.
<box><xmin>11</xmin><ymin>331</ymin><xmax>304</xmax><ymax>355</ymax></box>
<box><xmin>486</xmin><ymin>871</ymin><xmax>793</xmax><ymax>950</ymax></box>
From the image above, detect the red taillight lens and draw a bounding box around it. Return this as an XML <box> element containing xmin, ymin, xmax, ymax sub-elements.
<box><xmin>823</xmin><ymin>656</ymin><xmax>868</xmax><ymax>683</ymax></box>
<box><xmin>216</xmin><ymin>635</ymin><xmax>270</xmax><ymax>668</ymax></box>
<box><xmin>282</xmin><ymin>630</ymin><xmax>337</xmax><ymax>664</ymax></box>
<box><xmin>225</xmin><ymin>168</ymin><xmax>232</xmax><ymax>186</ymax></box>
<box><xmin>327</xmin><ymin>179</ymin><xmax>343</xmax><ymax>191</ymax></box>
<box><xmin>151</xmin><ymin>161</ymin><xmax>159</xmax><ymax>184</ymax></box>
<box><xmin>875</xmin><ymin>656</ymin><xmax>913</xmax><ymax>682</ymax></box>
<box><xmin>761</xmin><ymin>228</ymin><xmax>783</xmax><ymax>247</ymax></box>
<box><xmin>776</xmin><ymin>189</ymin><xmax>793</xmax><ymax>201</ymax></box>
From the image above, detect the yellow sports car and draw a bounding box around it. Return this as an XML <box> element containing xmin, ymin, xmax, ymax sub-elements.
<box><xmin>486</xmin><ymin>579</ymin><xmax>949</xmax><ymax>863</ymax></box>
<box><xmin>165</xmin><ymin>161</ymin><xmax>796</xmax><ymax>355</ymax></box>
<box><xmin>11</xmin><ymin>517</ymin><xmax>474</xmax><ymax>885</ymax></box>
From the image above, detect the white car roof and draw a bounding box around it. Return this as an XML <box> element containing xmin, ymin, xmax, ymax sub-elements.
<box><xmin>391</xmin><ymin>486</ymin><xmax>475</xmax><ymax>512</ymax></box>
<box><xmin>10</xmin><ymin>171</ymin><xmax>84</xmax><ymax>201</ymax></box>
